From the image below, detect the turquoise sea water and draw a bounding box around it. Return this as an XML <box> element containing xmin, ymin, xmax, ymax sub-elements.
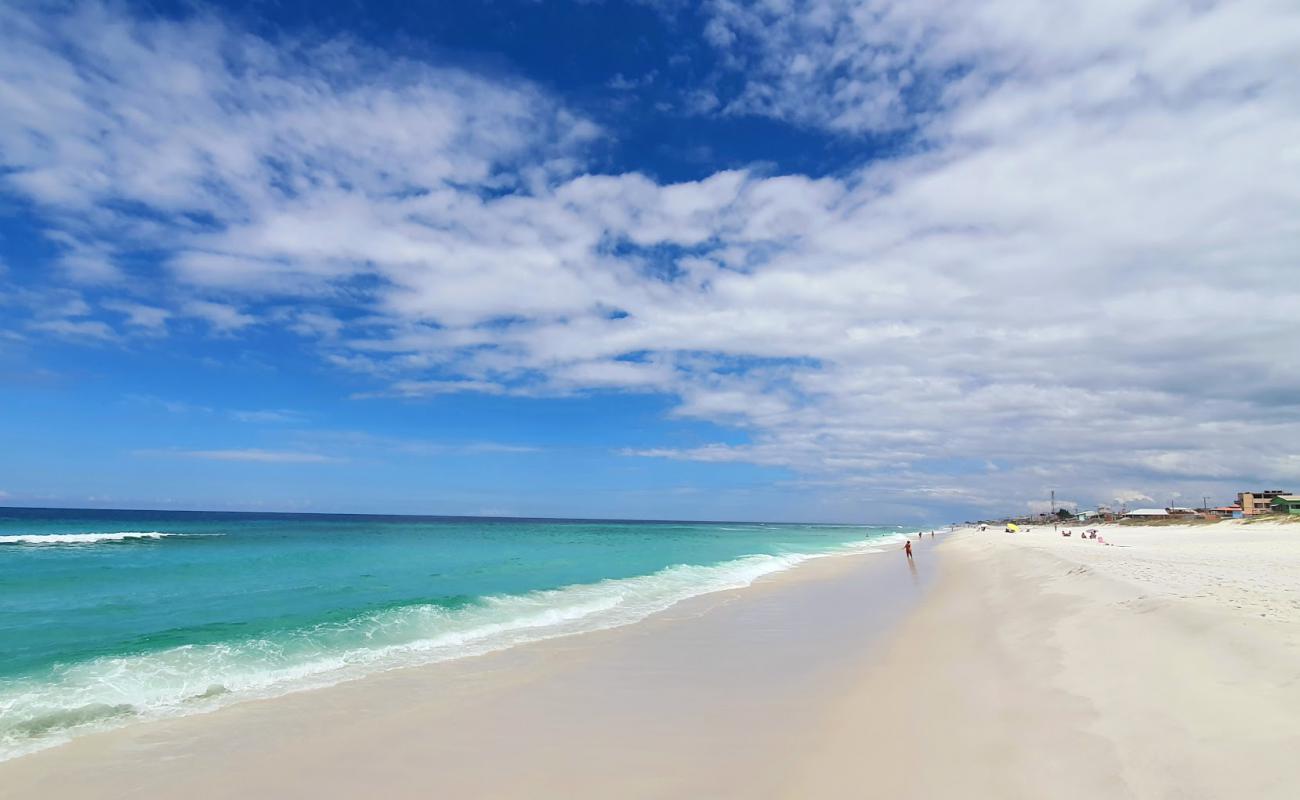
<box><xmin>0</xmin><ymin>507</ymin><xmax>908</xmax><ymax>760</ymax></box>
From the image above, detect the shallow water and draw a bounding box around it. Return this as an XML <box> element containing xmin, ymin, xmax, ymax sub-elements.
<box><xmin>0</xmin><ymin>507</ymin><xmax>908</xmax><ymax>760</ymax></box>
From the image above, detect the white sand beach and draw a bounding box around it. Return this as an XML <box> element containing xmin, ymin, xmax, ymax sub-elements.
<box><xmin>2</xmin><ymin>521</ymin><xmax>1298</xmax><ymax>799</ymax></box>
<box><xmin>796</xmin><ymin>520</ymin><xmax>1300</xmax><ymax>799</ymax></box>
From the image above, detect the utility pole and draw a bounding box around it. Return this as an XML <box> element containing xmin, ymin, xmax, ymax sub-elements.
<box><xmin>1202</xmin><ymin>495</ymin><xmax>1209</xmax><ymax>512</ymax></box>
<box><xmin>1050</xmin><ymin>489</ymin><xmax>1055</xmax><ymax>516</ymax></box>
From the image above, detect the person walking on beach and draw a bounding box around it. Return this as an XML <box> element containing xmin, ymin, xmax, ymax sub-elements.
<box><xmin>904</xmin><ymin>540</ymin><xmax>913</xmax><ymax>559</ymax></box>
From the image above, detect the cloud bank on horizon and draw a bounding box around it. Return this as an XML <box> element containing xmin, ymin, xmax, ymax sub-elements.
<box><xmin>1</xmin><ymin>0</ymin><xmax>1298</xmax><ymax>520</ymax></box>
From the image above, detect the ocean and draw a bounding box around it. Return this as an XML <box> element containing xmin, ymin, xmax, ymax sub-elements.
<box><xmin>0</xmin><ymin>507</ymin><xmax>908</xmax><ymax>760</ymax></box>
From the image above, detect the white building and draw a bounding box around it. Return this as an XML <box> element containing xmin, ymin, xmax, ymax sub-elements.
<box><xmin>1125</xmin><ymin>508</ymin><xmax>1169</xmax><ymax>518</ymax></box>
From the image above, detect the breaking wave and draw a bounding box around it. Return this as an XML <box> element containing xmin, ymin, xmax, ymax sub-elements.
<box><xmin>0</xmin><ymin>532</ymin><xmax>202</xmax><ymax>545</ymax></box>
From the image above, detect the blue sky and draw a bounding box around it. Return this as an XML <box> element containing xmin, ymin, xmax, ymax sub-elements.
<box><xmin>2</xmin><ymin>0</ymin><xmax>1299</xmax><ymax>523</ymax></box>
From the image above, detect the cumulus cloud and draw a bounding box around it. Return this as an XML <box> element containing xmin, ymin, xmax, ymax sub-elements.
<box><xmin>1112</xmin><ymin>490</ymin><xmax>1154</xmax><ymax>505</ymax></box>
<box><xmin>695</xmin><ymin>0</ymin><xmax>1300</xmax><ymax>135</ymax></box>
<box><xmin>3</xmin><ymin>1</ymin><xmax>1300</xmax><ymax>515</ymax></box>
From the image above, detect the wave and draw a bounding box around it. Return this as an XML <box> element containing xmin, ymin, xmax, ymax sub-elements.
<box><xmin>0</xmin><ymin>532</ymin><xmax>199</xmax><ymax>545</ymax></box>
<box><xmin>0</xmin><ymin>532</ymin><xmax>906</xmax><ymax>761</ymax></box>
<box><xmin>9</xmin><ymin>703</ymin><xmax>137</xmax><ymax>739</ymax></box>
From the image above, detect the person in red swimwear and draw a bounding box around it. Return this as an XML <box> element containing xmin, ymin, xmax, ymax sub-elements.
<box><xmin>904</xmin><ymin>540</ymin><xmax>913</xmax><ymax>559</ymax></box>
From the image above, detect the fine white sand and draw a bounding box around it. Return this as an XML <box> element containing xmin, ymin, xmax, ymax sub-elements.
<box><xmin>796</xmin><ymin>520</ymin><xmax>1300</xmax><ymax>798</ymax></box>
<box><xmin>981</xmin><ymin>519</ymin><xmax>1300</xmax><ymax>622</ymax></box>
<box><xmin>1</xmin><ymin>521</ymin><xmax>1297</xmax><ymax>799</ymax></box>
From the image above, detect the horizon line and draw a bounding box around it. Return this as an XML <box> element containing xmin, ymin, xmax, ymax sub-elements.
<box><xmin>0</xmin><ymin>504</ymin><xmax>911</xmax><ymax>529</ymax></box>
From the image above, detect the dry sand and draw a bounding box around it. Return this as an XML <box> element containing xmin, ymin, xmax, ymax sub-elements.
<box><xmin>2</xmin><ymin>521</ymin><xmax>1298</xmax><ymax>799</ymax></box>
<box><xmin>796</xmin><ymin>520</ymin><xmax>1300</xmax><ymax>799</ymax></box>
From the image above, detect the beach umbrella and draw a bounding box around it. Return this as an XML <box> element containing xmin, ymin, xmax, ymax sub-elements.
<box><xmin>1006</xmin><ymin>523</ymin><xmax>1020</xmax><ymax>533</ymax></box>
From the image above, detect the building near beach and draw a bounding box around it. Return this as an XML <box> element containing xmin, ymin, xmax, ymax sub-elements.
<box><xmin>1269</xmin><ymin>495</ymin><xmax>1300</xmax><ymax>515</ymax></box>
<box><xmin>1238</xmin><ymin>490</ymin><xmax>1290</xmax><ymax>516</ymax></box>
<box><xmin>1125</xmin><ymin>508</ymin><xmax>1169</xmax><ymax>518</ymax></box>
<box><xmin>1207</xmin><ymin>506</ymin><xmax>1243</xmax><ymax>519</ymax></box>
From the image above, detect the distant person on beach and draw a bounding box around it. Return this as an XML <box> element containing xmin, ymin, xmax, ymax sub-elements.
<box><xmin>904</xmin><ymin>541</ymin><xmax>913</xmax><ymax>559</ymax></box>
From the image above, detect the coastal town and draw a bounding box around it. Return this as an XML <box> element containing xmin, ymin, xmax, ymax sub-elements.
<box><xmin>999</xmin><ymin>488</ymin><xmax>1300</xmax><ymax>526</ymax></box>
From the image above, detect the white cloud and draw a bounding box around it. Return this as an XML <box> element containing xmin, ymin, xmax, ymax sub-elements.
<box><xmin>364</xmin><ymin>379</ymin><xmax>510</xmax><ymax>398</ymax></box>
<box><xmin>290</xmin><ymin>430</ymin><xmax>539</xmax><ymax>457</ymax></box>
<box><xmin>168</xmin><ymin>449</ymin><xmax>341</xmax><ymax>464</ymax></box>
<box><xmin>695</xmin><ymin>0</ymin><xmax>1300</xmax><ymax>135</ymax></box>
<box><xmin>55</xmin><ymin>244</ymin><xmax>120</xmax><ymax>283</ymax></box>
<box><xmin>182</xmin><ymin>300</ymin><xmax>255</xmax><ymax>333</ymax></box>
<box><xmin>1112</xmin><ymin>490</ymin><xmax>1154</xmax><ymax>505</ymax></box>
<box><xmin>0</xmin><ymin>2</ymin><xmax>594</xmax><ymax>283</ymax></box>
<box><xmin>460</xmin><ymin>442</ymin><xmax>540</xmax><ymax>454</ymax></box>
<box><xmin>123</xmin><ymin>394</ymin><xmax>212</xmax><ymax>415</ymax></box>
<box><xmin>29</xmin><ymin>318</ymin><xmax>117</xmax><ymax>341</ymax></box>
<box><xmin>102</xmin><ymin>300</ymin><xmax>170</xmax><ymax>333</ymax></box>
<box><xmin>286</xmin><ymin>310</ymin><xmax>344</xmax><ymax>340</ymax></box>
<box><xmin>3</xmin><ymin>1</ymin><xmax>1299</xmax><ymax>515</ymax></box>
<box><xmin>229</xmin><ymin>410</ymin><xmax>306</xmax><ymax>424</ymax></box>
<box><xmin>17</xmin><ymin>288</ymin><xmax>117</xmax><ymax>342</ymax></box>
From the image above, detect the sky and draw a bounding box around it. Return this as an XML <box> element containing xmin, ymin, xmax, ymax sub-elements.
<box><xmin>1</xmin><ymin>0</ymin><xmax>1298</xmax><ymax>524</ymax></box>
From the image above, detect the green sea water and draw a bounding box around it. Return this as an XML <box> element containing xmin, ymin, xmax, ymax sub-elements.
<box><xmin>0</xmin><ymin>507</ymin><xmax>909</xmax><ymax>760</ymax></box>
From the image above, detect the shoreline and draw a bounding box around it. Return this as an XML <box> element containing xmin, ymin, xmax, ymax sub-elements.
<box><xmin>0</xmin><ymin>529</ymin><xmax>911</xmax><ymax>765</ymax></box>
<box><xmin>3</xmin><ymin>521</ymin><xmax>1297</xmax><ymax>798</ymax></box>
<box><xmin>0</xmin><ymin>535</ymin><xmax>934</xmax><ymax>798</ymax></box>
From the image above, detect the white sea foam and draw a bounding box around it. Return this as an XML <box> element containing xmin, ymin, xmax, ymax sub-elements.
<box><xmin>0</xmin><ymin>532</ymin><xmax>194</xmax><ymax>545</ymax></box>
<box><xmin>0</xmin><ymin>533</ymin><xmax>909</xmax><ymax>761</ymax></box>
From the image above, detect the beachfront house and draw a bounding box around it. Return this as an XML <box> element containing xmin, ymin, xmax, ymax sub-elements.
<box><xmin>1269</xmin><ymin>495</ymin><xmax>1300</xmax><ymax>515</ymax></box>
<box><xmin>1125</xmin><ymin>508</ymin><xmax>1169</xmax><ymax>519</ymax></box>
<box><xmin>1238</xmin><ymin>489</ymin><xmax>1290</xmax><ymax>516</ymax></box>
<box><xmin>1207</xmin><ymin>506</ymin><xmax>1243</xmax><ymax>519</ymax></box>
